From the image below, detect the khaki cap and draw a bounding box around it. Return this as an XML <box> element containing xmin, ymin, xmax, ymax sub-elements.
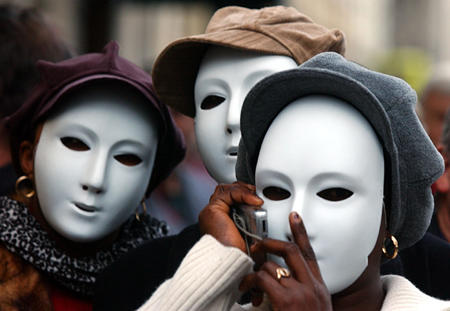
<box><xmin>152</xmin><ymin>5</ymin><xmax>346</xmax><ymax>117</ymax></box>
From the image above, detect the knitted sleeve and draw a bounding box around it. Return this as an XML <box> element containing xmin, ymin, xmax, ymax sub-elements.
<box><xmin>138</xmin><ymin>235</ymin><xmax>254</xmax><ymax>311</ymax></box>
<box><xmin>381</xmin><ymin>275</ymin><xmax>450</xmax><ymax>310</ymax></box>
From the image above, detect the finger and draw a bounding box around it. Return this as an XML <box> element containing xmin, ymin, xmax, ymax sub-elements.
<box><xmin>199</xmin><ymin>182</ymin><xmax>263</xmax><ymax>252</ymax></box>
<box><xmin>237</xmin><ymin>181</ymin><xmax>257</xmax><ymax>191</ymax></box>
<box><xmin>207</xmin><ymin>184</ymin><xmax>232</xmax><ymax>211</ymax></box>
<box><xmin>259</xmin><ymin>261</ymin><xmax>297</xmax><ymax>288</ymax></box>
<box><xmin>239</xmin><ymin>275</ymin><xmax>264</xmax><ymax>306</ymax></box>
<box><xmin>251</xmin><ymin>292</ymin><xmax>263</xmax><ymax>307</ymax></box>
<box><xmin>229</xmin><ymin>183</ymin><xmax>264</xmax><ymax>207</ymax></box>
<box><xmin>239</xmin><ymin>270</ymin><xmax>284</xmax><ymax>304</ymax></box>
<box><xmin>210</xmin><ymin>183</ymin><xmax>263</xmax><ymax>208</ymax></box>
<box><xmin>239</xmin><ymin>274</ymin><xmax>258</xmax><ymax>294</ymax></box>
<box><xmin>250</xmin><ymin>243</ymin><xmax>266</xmax><ymax>270</ymax></box>
<box><xmin>251</xmin><ymin>238</ymin><xmax>314</xmax><ymax>285</ymax></box>
<box><xmin>289</xmin><ymin>212</ymin><xmax>322</xmax><ymax>279</ymax></box>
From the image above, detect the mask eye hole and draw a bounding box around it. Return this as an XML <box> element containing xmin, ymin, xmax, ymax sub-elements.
<box><xmin>200</xmin><ymin>95</ymin><xmax>225</xmax><ymax>110</ymax></box>
<box><xmin>263</xmin><ymin>186</ymin><xmax>291</xmax><ymax>201</ymax></box>
<box><xmin>317</xmin><ymin>188</ymin><xmax>353</xmax><ymax>201</ymax></box>
<box><xmin>114</xmin><ymin>154</ymin><xmax>142</xmax><ymax>166</ymax></box>
<box><xmin>60</xmin><ymin>137</ymin><xmax>90</xmax><ymax>151</ymax></box>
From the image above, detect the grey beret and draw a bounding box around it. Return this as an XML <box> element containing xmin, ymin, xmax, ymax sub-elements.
<box><xmin>236</xmin><ymin>52</ymin><xmax>444</xmax><ymax>249</ymax></box>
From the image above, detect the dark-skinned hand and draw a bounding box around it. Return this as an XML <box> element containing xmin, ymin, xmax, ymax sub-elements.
<box><xmin>239</xmin><ymin>212</ymin><xmax>332</xmax><ymax>311</ymax></box>
<box><xmin>198</xmin><ymin>181</ymin><xmax>264</xmax><ymax>253</ymax></box>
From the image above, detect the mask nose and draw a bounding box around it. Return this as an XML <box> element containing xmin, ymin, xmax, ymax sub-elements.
<box><xmin>225</xmin><ymin>96</ymin><xmax>242</xmax><ymax>136</ymax></box>
<box><xmin>286</xmin><ymin>194</ymin><xmax>309</xmax><ymax>240</ymax></box>
<box><xmin>80</xmin><ymin>151</ymin><xmax>108</xmax><ymax>194</ymax></box>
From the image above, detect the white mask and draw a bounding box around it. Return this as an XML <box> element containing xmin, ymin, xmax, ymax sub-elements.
<box><xmin>194</xmin><ymin>46</ymin><xmax>297</xmax><ymax>183</ymax></box>
<box><xmin>255</xmin><ymin>95</ymin><xmax>384</xmax><ymax>294</ymax></box>
<box><xmin>34</xmin><ymin>83</ymin><xmax>159</xmax><ymax>243</ymax></box>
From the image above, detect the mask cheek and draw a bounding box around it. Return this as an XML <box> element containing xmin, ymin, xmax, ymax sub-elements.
<box><xmin>195</xmin><ymin>104</ymin><xmax>228</xmax><ymax>145</ymax></box>
<box><xmin>34</xmin><ymin>138</ymin><xmax>76</xmax><ymax>206</ymax></box>
<box><xmin>262</xmin><ymin>200</ymin><xmax>292</xmax><ymax>268</ymax></box>
<box><xmin>194</xmin><ymin>109</ymin><xmax>236</xmax><ymax>183</ymax></box>
<box><xmin>316</xmin><ymin>200</ymin><xmax>382</xmax><ymax>294</ymax></box>
<box><xmin>108</xmin><ymin>161</ymin><xmax>154</xmax><ymax>219</ymax></box>
<box><xmin>264</xmin><ymin>200</ymin><xmax>292</xmax><ymax>242</ymax></box>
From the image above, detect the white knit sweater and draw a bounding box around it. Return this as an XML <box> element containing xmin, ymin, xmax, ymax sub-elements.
<box><xmin>138</xmin><ymin>235</ymin><xmax>450</xmax><ymax>311</ymax></box>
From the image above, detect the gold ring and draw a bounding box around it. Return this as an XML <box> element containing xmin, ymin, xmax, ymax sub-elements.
<box><xmin>276</xmin><ymin>267</ymin><xmax>290</xmax><ymax>280</ymax></box>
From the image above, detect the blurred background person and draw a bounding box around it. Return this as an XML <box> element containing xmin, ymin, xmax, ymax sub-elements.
<box><xmin>433</xmin><ymin>110</ymin><xmax>450</xmax><ymax>242</ymax></box>
<box><xmin>416</xmin><ymin>62</ymin><xmax>450</xmax><ymax>244</ymax></box>
<box><xmin>0</xmin><ymin>3</ymin><xmax>72</xmax><ymax>195</ymax></box>
<box><xmin>419</xmin><ymin>63</ymin><xmax>450</xmax><ymax>146</ymax></box>
<box><xmin>419</xmin><ymin>64</ymin><xmax>450</xmax><ymax>234</ymax></box>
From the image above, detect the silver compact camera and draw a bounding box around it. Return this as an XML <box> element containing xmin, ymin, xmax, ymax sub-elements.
<box><xmin>232</xmin><ymin>205</ymin><xmax>268</xmax><ymax>255</ymax></box>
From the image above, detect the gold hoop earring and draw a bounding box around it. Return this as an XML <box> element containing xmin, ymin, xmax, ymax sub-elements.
<box><xmin>382</xmin><ymin>233</ymin><xmax>399</xmax><ymax>259</ymax></box>
<box><xmin>135</xmin><ymin>199</ymin><xmax>148</xmax><ymax>222</ymax></box>
<box><xmin>15</xmin><ymin>175</ymin><xmax>35</xmax><ymax>199</ymax></box>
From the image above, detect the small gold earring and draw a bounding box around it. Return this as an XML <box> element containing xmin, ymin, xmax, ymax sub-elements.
<box><xmin>135</xmin><ymin>199</ymin><xmax>148</xmax><ymax>222</ymax></box>
<box><xmin>15</xmin><ymin>175</ymin><xmax>35</xmax><ymax>199</ymax></box>
<box><xmin>382</xmin><ymin>233</ymin><xmax>399</xmax><ymax>259</ymax></box>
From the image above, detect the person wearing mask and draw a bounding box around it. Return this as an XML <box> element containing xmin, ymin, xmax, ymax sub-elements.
<box><xmin>1</xmin><ymin>41</ymin><xmax>185</xmax><ymax>310</ymax></box>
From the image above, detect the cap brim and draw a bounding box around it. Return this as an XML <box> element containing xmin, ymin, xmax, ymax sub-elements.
<box><xmin>152</xmin><ymin>29</ymin><xmax>292</xmax><ymax>118</ymax></box>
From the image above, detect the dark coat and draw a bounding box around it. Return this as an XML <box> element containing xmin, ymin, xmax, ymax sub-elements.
<box><xmin>93</xmin><ymin>224</ymin><xmax>202</xmax><ymax>311</ymax></box>
<box><xmin>381</xmin><ymin>232</ymin><xmax>450</xmax><ymax>300</ymax></box>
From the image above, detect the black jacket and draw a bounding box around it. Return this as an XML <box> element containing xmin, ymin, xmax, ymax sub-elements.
<box><xmin>93</xmin><ymin>224</ymin><xmax>202</xmax><ymax>311</ymax></box>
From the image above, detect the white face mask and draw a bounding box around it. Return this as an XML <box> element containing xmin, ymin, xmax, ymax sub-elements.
<box><xmin>194</xmin><ymin>46</ymin><xmax>297</xmax><ymax>183</ymax></box>
<box><xmin>255</xmin><ymin>95</ymin><xmax>384</xmax><ymax>294</ymax></box>
<box><xmin>34</xmin><ymin>84</ymin><xmax>159</xmax><ymax>243</ymax></box>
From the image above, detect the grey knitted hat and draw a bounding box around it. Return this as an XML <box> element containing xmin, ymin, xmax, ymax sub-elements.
<box><xmin>236</xmin><ymin>52</ymin><xmax>444</xmax><ymax>249</ymax></box>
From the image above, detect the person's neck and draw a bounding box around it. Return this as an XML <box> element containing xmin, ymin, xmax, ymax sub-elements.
<box><xmin>331</xmin><ymin>223</ymin><xmax>386</xmax><ymax>311</ymax></box>
<box><xmin>332</xmin><ymin>272</ymin><xmax>385</xmax><ymax>311</ymax></box>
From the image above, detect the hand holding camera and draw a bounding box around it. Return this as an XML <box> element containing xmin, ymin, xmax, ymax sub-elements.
<box><xmin>199</xmin><ymin>181</ymin><xmax>264</xmax><ymax>253</ymax></box>
<box><xmin>239</xmin><ymin>212</ymin><xmax>331</xmax><ymax>310</ymax></box>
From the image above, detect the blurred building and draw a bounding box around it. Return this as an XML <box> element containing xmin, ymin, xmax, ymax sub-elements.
<box><xmin>3</xmin><ymin>0</ymin><xmax>448</xmax><ymax>69</ymax></box>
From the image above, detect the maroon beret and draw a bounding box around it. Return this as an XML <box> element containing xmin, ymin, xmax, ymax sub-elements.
<box><xmin>6</xmin><ymin>41</ymin><xmax>185</xmax><ymax>195</ymax></box>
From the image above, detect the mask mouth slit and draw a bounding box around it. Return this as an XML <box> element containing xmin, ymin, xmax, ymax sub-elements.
<box><xmin>227</xmin><ymin>146</ymin><xmax>238</xmax><ymax>157</ymax></box>
<box><xmin>74</xmin><ymin>203</ymin><xmax>96</xmax><ymax>213</ymax></box>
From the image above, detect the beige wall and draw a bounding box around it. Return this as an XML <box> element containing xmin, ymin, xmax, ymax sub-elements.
<box><xmin>285</xmin><ymin>0</ymin><xmax>393</xmax><ymax>67</ymax></box>
<box><xmin>3</xmin><ymin>0</ymin><xmax>450</xmax><ymax>69</ymax></box>
<box><xmin>115</xmin><ymin>2</ymin><xmax>212</xmax><ymax>69</ymax></box>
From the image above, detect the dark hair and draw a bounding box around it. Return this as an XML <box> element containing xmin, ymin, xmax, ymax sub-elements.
<box><xmin>0</xmin><ymin>4</ymin><xmax>72</xmax><ymax>118</ymax></box>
